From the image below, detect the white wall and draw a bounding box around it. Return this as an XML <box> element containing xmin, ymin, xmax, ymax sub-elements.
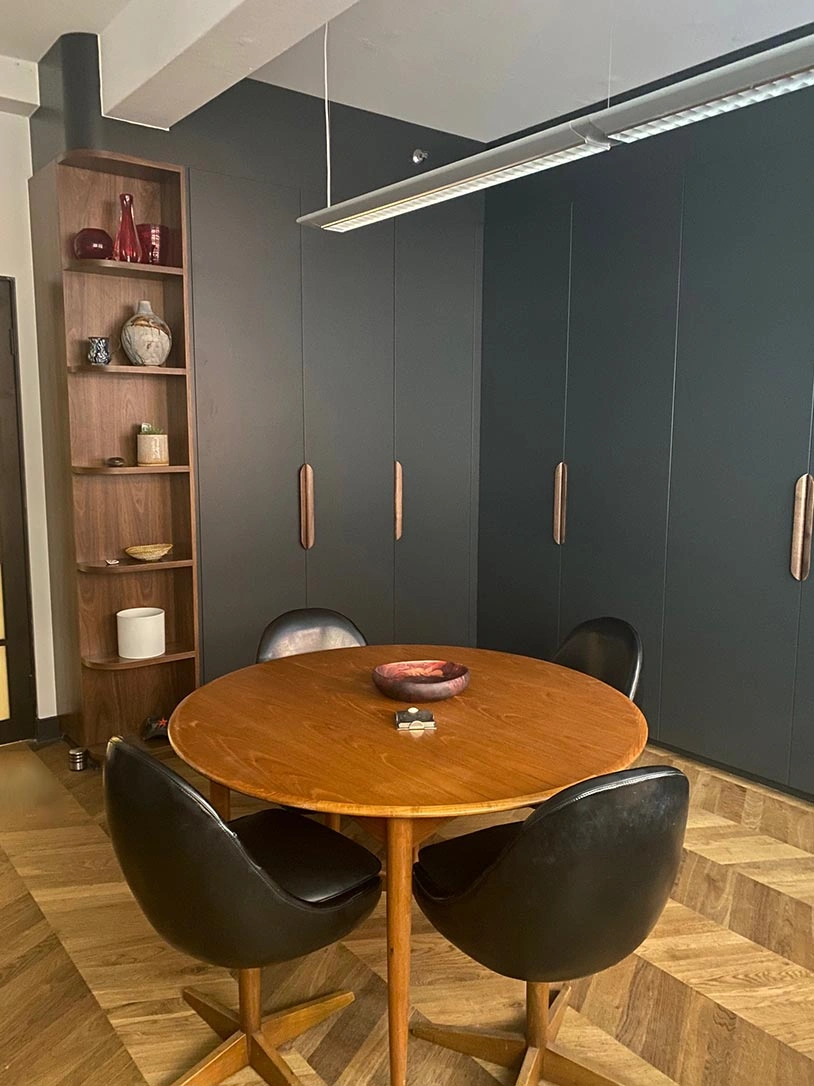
<box><xmin>0</xmin><ymin>111</ymin><xmax>56</xmax><ymax>719</ymax></box>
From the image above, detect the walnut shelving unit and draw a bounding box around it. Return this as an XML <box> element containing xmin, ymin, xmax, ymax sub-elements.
<box><xmin>30</xmin><ymin>149</ymin><xmax>200</xmax><ymax>746</ymax></box>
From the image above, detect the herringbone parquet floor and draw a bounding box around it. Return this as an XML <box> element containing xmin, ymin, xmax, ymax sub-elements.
<box><xmin>1</xmin><ymin>738</ymin><xmax>813</xmax><ymax>1086</ymax></box>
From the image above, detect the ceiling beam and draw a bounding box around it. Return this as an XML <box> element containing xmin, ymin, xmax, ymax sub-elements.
<box><xmin>100</xmin><ymin>0</ymin><xmax>360</xmax><ymax>130</ymax></box>
<box><xmin>0</xmin><ymin>54</ymin><xmax>39</xmax><ymax>117</ymax></box>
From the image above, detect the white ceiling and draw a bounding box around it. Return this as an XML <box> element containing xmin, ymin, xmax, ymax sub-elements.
<box><xmin>0</xmin><ymin>0</ymin><xmax>131</xmax><ymax>61</ymax></box>
<box><xmin>252</xmin><ymin>0</ymin><xmax>814</xmax><ymax>141</ymax></box>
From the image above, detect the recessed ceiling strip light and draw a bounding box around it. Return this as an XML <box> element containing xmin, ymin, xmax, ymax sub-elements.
<box><xmin>298</xmin><ymin>33</ymin><xmax>814</xmax><ymax>232</ymax></box>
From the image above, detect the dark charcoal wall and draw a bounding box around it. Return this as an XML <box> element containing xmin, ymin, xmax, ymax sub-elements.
<box><xmin>478</xmin><ymin>80</ymin><xmax>814</xmax><ymax>794</ymax></box>
<box><xmin>30</xmin><ymin>34</ymin><xmax>485</xmax><ymax>678</ymax></box>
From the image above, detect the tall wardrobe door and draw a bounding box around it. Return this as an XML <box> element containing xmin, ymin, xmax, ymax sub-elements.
<box><xmin>559</xmin><ymin>151</ymin><xmax>682</xmax><ymax>730</ymax></box>
<box><xmin>661</xmin><ymin>136</ymin><xmax>814</xmax><ymax>783</ymax></box>
<box><xmin>477</xmin><ymin>186</ymin><xmax>571</xmax><ymax>659</ymax></box>
<box><xmin>792</xmin><ymin>583</ymin><xmax>814</xmax><ymax>794</ymax></box>
<box><xmin>190</xmin><ymin>171</ymin><xmax>306</xmax><ymax>680</ymax></box>
<box><xmin>301</xmin><ymin>223</ymin><xmax>395</xmax><ymax>643</ymax></box>
<box><xmin>394</xmin><ymin>199</ymin><xmax>481</xmax><ymax>645</ymax></box>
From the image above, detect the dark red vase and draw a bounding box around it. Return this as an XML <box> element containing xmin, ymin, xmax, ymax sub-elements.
<box><xmin>73</xmin><ymin>228</ymin><xmax>114</xmax><ymax>260</ymax></box>
<box><xmin>136</xmin><ymin>223</ymin><xmax>169</xmax><ymax>265</ymax></box>
<box><xmin>113</xmin><ymin>193</ymin><xmax>142</xmax><ymax>262</ymax></box>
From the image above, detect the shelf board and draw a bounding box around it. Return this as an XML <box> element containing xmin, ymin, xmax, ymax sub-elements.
<box><xmin>78</xmin><ymin>558</ymin><xmax>193</xmax><ymax>574</ymax></box>
<box><xmin>68</xmin><ymin>364</ymin><xmax>187</xmax><ymax>376</ymax></box>
<box><xmin>64</xmin><ymin>258</ymin><xmax>184</xmax><ymax>280</ymax></box>
<box><xmin>72</xmin><ymin>465</ymin><xmax>190</xmax><ymax>475</ymax></box>
<box><xmin>82</xmin><ymin>645</ymin><xmax>196</xmax><ymax>671</ymax></box>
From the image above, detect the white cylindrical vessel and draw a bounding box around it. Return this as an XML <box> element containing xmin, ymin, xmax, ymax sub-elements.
<box><xmin>116</xmin><ymin>607</ymin><xmax>165</xmax><ymax>659</ymax></box>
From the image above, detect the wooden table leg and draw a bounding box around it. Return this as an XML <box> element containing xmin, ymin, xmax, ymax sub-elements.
<box><xmin>386</xmin><ymin>817</ymin><xmax>414</xmax><ymax>1086</ymax></box>
<box><xmin>210</xmin><ymin>780</ymin><xmax>231</xmax><ymax>821</ymax></box>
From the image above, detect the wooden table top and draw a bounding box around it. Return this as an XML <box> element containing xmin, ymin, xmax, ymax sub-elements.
<box><xmin>169</xmin><ymin>645</ymin><xmax>648</xmax><ymax>818</ymax></box>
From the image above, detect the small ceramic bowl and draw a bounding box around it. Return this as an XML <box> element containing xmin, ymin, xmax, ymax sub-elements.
<box><xmin>372</xmin><ymin>659</ymin><xmax>470</xmax><ymax>702</ymax></box>
<box><xmin>124</xmin><ymin>544</ymin><xmax>173</xmax><ymax>563</ymax></box>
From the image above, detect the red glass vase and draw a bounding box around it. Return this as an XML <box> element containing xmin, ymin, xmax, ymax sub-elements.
<box><xmin>136</xmin><ymin>223</ymin><xmax>169</xmax><ymax>265</ymax></box>
<box><xmin>113</xmin><ymin>193</ymin><xmax>142</xmax><ymax>262</ymax></box>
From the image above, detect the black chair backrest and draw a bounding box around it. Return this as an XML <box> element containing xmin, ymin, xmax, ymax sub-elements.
<box><xmin>419</xmin><ymin>766</ymin><xmax>688</xmax><ymax>983</ymax></box>
<box><xmin>552</xmin><ymin>616</ymin><xmax>642</xmax><ymax>699</ymax></box>
<box><xmin>105</xmin><ymin>738</ymin><xmax>357</xmax><ymax>969</ymax></box>
<box><xmin>256</xmin><ymin>607</ymin><xmax>367</xmax><ymax>663</ymax></box>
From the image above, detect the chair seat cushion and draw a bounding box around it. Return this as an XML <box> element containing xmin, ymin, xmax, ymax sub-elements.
<box><xmin>230</xmin><ymin>809</ymin><xmax>381</xmax><ymax>905</ymax></box>
<box><xmin>415</xmin><ymin>821</ymin><xmax>522</xmax><ymax>899</ymax></box>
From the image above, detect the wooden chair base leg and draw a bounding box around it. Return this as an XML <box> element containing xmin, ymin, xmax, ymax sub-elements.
<box><xmin>542</xmin><ymin>1045</ymin><xmax>628</xmax><ymax>1086</ymax></box>
<box><xmin>411</xmin><ymin>1023</ymin><xmax>527</xmax><ymax>1067</ymax></box>
<box><xmin>169</xmin><ymin>1032</ymin><xmax>247</xmax><ymax>1085</ymax></box>
<box><xmin>412</xmin><ymin>977</ymin><xmax>626</xmax><ymax>1086</ymax></box>
<box><xmin>175</xmin><ymin>983</ymin><xmax>354</xmax><ymax>1086</ymax></box>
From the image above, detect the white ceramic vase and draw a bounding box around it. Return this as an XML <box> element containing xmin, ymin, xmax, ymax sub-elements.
<box><xmin>116</xmin><ymin>607</ymin><xmax>166</xmax><ymax>659</ymax></box>
<box><xmin>121</xmin><ymin>300</ymin><xmax>172</xmax><ymax>367</ymax></box>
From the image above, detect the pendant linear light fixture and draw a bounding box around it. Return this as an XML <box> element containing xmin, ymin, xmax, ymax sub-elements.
<box><xmin>298</xmin><ymin>32</ymin><xmax>814</xmax><ymax>232</ymax></box>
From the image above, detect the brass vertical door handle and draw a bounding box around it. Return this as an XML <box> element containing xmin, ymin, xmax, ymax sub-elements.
<box><xmin>553</xmin><ymin>461</ymin><xmax>567</xmax><ymax>545</ymax></box>
<box><xmin>299</xmin><ymin>464</ymin><xmax>315</xmax><ymax>550</ymax></box>
<box><xmin>791</xmin><ymin>473</ymin><xmax>814</xmax><ymax>581</ymax></box>
<box><xmin>394</xmin><ymin>460</ymin><xmax>404</xmax><ymax>541</ymax></box>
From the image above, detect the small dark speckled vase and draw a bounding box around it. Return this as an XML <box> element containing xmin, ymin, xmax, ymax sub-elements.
<box><xmin>87</xmin><ymin>336</ymin><xmax>112</xmax><ymax>366</ymax></box>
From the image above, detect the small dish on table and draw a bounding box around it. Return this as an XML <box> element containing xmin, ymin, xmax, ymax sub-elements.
<box><xmin>372</xmin><ymin>659</ymin><xmax>470</xmax><ymax>702</ymax></box>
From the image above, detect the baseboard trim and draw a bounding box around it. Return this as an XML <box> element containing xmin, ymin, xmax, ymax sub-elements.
<box><xmin>34</xmin><ymin>716</ymin><xmax>63</xmax><ymax>745</ymax></box>
<box><xmin>651</xmin><ymin>740</ymin><xmax>814</xmax><ymax>804</ymax></box>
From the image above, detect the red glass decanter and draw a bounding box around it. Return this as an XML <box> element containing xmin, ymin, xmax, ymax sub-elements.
<box><xmin>113</xmin><ymin>193</ymin><xmax>142</xmax><ymax>262</ymax></box>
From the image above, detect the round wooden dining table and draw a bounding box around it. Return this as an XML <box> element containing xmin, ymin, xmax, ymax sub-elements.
<box><xmin>168</xmin><ymin>644</ymin><xmax>648</xmax><ymax>1086</ymax></box>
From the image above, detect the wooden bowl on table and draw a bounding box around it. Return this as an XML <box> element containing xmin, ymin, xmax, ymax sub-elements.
<box><xmin>372</xmin><ymin>659</ymin><xmax>470</xmax><ymax>702</ymax></box>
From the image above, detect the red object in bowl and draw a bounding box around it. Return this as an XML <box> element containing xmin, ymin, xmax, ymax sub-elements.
<box><xmin>73</xmin><ymin>228</ymin><xmax>114</xmax><ymax>260</ymax></box>
<box><xmin>372</xmin><ymin>659</ymin><xmax>470</xmax><ymax>702</ymax></box>
<box><xmin>136</xmin><ymin>223</ymin><xmax>169</xmax><ymax>265</ymax></box>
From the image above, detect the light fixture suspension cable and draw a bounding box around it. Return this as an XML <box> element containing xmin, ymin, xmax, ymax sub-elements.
<box><xmin>324</xmin><ymin>22</ymin><xmax>332</xmax><ymax>207</ymax></box>
<box><xmin>606</xmin><ymin>0</ymin><xmax>614</xmax><ymax>108</ymax></box>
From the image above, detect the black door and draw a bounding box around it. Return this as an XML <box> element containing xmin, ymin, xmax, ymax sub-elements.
<box><xmin>0</xmin><ymin>279</ymin><xmax>36</xmax><ymax>741</ymax></box>
<box><xmin>559</xmin><ymin>150</ymin><xmax>683</xmax><ymax>730</ymax></box>
<box><xmin>477</xmin><ymin>184</ymin><xmax>572</xmax><ymax>659</ymax></box>
<box><xmin>190</xmin><ymin>171</ymin><xmax>306</xmax><ymax>679</ymax></box>
<box><xmin>394</xmin><ymin>198</ymin><xmax>482</xmax><ymax>645</ymax></box>
<box><xmin>301</xmin><ymin>221</ymin><xmax>395</xmax><ymax>644</ymax></box>
<box><xmin>661</xmin><ymin>121</ymin><xmax>814</xmax><ymax>784</ymax></box>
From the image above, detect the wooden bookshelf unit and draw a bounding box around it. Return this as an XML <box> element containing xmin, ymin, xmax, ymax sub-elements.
<box><xmin>30</xmin><ymin>150</ymin><xmax>200</xmax><ymax>746</ymax></box>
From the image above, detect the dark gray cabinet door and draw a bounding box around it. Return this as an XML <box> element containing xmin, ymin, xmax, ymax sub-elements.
<box><xmin>791</xmin><ymin>581</ymin><xmax>814</xmax><ymax>794</ymax></box>
<box><xmin>301</xmin><ymin>222</ymin><xmax>395</xmax><ymax>644</ymax></box>
<box><xmin>477</xmin><ymin>186</ymin><xmax>571</xmax><ymax>659</ymax></box>
<box><xmin>661</xmin><ymin>146</ymin><xmax>814</xmax><ymax>783</ymax></box>
<box><xmin>190</xmin><ymin>170</ymin><xmax>306</xmax><ymax>680</ymax></box>
<box><xmin>394</xmin><ymin>199</ymin><xmax>481</xmax><ymax>646</ymax></box>
<box><xmin>559</xmin><ymin>153</ymin><xmax>683</xmax><ymax>732</ymax></box>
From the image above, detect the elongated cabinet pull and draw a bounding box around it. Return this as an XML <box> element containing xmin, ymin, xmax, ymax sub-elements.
<box><xmin>553</xmin><ymin>461</ymin><xmax>568</xmax><ymax>545</ymax></box>
<box><xmin>299</xmin><ymin>464</ymin><xmax>315</xmax><ymax>550</ymax></box>
<box><xmin>791</xmin><ymin>473</ymin><xmax>814</xmax><ymax>581</ymax></box>
<box><xmin>394</xmin><ymin>460</ymin><xmax>404</xmax><ymax>541</ymax></box>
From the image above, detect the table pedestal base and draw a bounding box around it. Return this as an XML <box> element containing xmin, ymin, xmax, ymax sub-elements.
<box><xmin>412</xmin><ymin>982</ymin><xmax>626</xmax><ymax>1086</ymax></box>
<box><xmin>175</xmin><ymin>968</ymin><xmax>353</xmax><ymax>1085</ymax></box>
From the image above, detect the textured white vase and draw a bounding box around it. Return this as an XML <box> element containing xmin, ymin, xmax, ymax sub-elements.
<box><xmin>121</xmin><ymin>300</ymin><xmax>171</xmax><ymax>367</ymax></box>
<box><xmin>116</xmin><ymin>607</ymin><xmax>165</xmax><ymax>659</ymax></box>
<box><xmin>137</xmin><ymin>433</ymin><xmax>169</xmax><ymax>466</ymax></box>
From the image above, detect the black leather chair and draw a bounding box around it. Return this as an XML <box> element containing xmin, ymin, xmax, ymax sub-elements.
<box><xmin>255</xmin><ymin>607</ymin><xmax>367</xmax><ymax>832</ymax></box>
<box><xmin>105</xmin><ymin>737</ymin><xmax>382</xmax><ymax>1086</ymax></box>
<box><xmin>552</xmin><ymin>616</ymin><xmax>643</xmax><ymax>700</ymax></box>
<box><xmin>256</xmin><ymin>607</ymin><xmax>367</xmax><ymax>663</ymax></box>
<box><xmin>411</xmin><ymin>766</ymin><xmax>689</xmax><ymax>1086</ymax></box>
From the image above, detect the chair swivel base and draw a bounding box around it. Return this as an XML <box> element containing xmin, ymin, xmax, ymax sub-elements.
<box><xmin>412</xmin><ymin>982</ymin><xmax>628</xmax><ymax>1086</ymax></box>
<box><xmin>173</xmin><ymin>967</ymin><xmax>353</xmax><ymax>1086</ymax></box>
